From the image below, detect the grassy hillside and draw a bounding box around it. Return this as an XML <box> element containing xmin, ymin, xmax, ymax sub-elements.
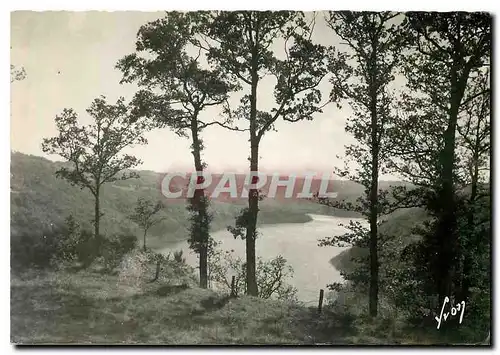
<box><xmin>11</xmin><ymin>266</ymin><xmax>455</xmax><ymax>345</ymax></box>
<box><xmin>11</xmin><ymin>152</ymin><xmax>367</xmax><ymax>249</ymax></box>
<box><xmin>11</xmin><ymin>152</ymin><xmax>482</xmax><ymax>345</ymax></box>
<box><xmin>10</xmin><ymin>268</ymin><xmax>311</xmax><ymax>345</ymax></box>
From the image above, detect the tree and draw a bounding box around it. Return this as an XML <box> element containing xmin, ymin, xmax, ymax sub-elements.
<box><xmin>321</xmin><ymin>11</ymin><xmax>402</xmax><ymax>317</ymax></box>
<box><xmin>208</xmin><ymin>247</ymin><xmax>297</xmax><ymax>301</ymax></box>
<box><xmin>455</xmin><ymin>68</ymin><xmax>490</xmax><ymax>302</ymax></box>
<box><xmin>130</xmin><ymin>198</ymin><xmax>165</xmax><ymax>251</ymax></box>
<box><xmin>200</xmin><ymin>11</ymin><xmax>327</xmax><ymax>295</ymax></box>
<box><xmin>116</xmin><ymin>12</ymin><xmax>238</xmax><ymax>288</ymax></box>
<box><xmin>386</xmin><ymin>12</ymin><xmax>491</xmax><ymax>305</ymax></box>
<box><xmin>42</xmin><ymin>96</ymin><xmax>150</xmax><ymax>244</ymax></box>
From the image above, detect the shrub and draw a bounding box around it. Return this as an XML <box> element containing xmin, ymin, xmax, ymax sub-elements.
<box><xmin>11</xmin><ymin>227</ymin><xmax>60</xmax><ymax>271</ymax></box>
<box><xmin>100</xmin><ymin>234</ymin><xmax>138</xmax><ymax>272</ymax></box>
<box><xmin>10</xmin><ymin>215</ymin><xmax>98</xmax><ymax>271</ymax></box>
<box><xmin>74</xmin><ymin>230</ymin><xmax>101</xmax><ymax>267</ymax></box>
<box><xmin>117</xmin><ymin>248</ymin><xmax>197</xmax><ymax>286</ymax></box>
<box><xmin>159</xmin><ymin>249</ymin><xmax>197</xmax><ymax>286</ymax></box>
<box><xmin>118</xmin><ymin>249</ymin><xmax>150</xmax><ymax>286</ymax></box>
<box><xmin>53</xmin><ymin>216</ymin><xmax>100</xmax><ymax>268</ymax></box>
<box><xmin>208</xmin><ymin>247</ymin><xmax>298</xmax><ymax>302</ymax></box>
<box><xmin>53</xmin><ymin>215</ymin><xmax>81</xmax><ymax>264</ymax></box>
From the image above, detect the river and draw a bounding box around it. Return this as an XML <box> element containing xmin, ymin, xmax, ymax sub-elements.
<box><xmin>160</xmin><ymin>214</ymin><xmax>364</xmax><ymax>303</ymax></box>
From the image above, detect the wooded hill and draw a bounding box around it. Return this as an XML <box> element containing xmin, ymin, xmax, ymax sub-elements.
<box><xmin>10</xmin><ymin>151</ymin><xmax>413</xmax><ymax>249</ymax></box>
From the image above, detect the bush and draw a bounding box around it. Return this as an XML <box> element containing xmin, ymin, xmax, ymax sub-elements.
<box><xmin>117</xmin><ymin>249</ymin><xmax>197</xmax><ymax>286</ymax></box>
<box><xmin>208</xmin><ymin>247</ymin><xmax>297</xmax><ymax>302</ymax></box>
<box><xmin>10</xmin><ymin>215</ymin><xmax>98</xmax><ymax>271</ymax></box>
<box><xmin>11</xmin><ymin>211</ymin><xmax>141</xmax><ymax>273</ymax></box>
<box><xmin>74</xmin><ymin>230</ymin><xmax>101</xmax><ymax>267</ymax></box>
<box><xmin>100</xmin><ymin>234</ymin><xmax>138</xmax><ymax>272</ymax></box>
<box><xmin>157</xmin><ymin>249</ymin><xmax>197</xmax><ymax>286</ymax></box>
<box><xmin>118</xmin><ymin>249</ymin><xmax>150</xmax><ymax>285</ymax></box>
<box><xmin>53</xmin><ymin>215</ymin><xmax>81</xmax><ymax>264</ymax></box>
<box><xmin>54</xmin><ymin>216</ymin><xmax>100</xmax><ymax>267</ymax></box>
<box><xmin>11</xmin><ymin>227</ymin><xmax>60</xmax><ymax>271</ymax></box>
<box><xmin>49</xmin><ymin>215</ymin><xmax>101</xmax><ymax>269</ymax></box>
<box><xmin>173</xmin><ymin>250</ymin><xmax>186</xmax><ymax>264</ymax></box>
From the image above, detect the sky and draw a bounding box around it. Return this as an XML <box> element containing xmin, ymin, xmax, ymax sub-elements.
<box><xmin>10</xmin><ymin>11</ymin><xmax>377</xmax><ymax>176</ymax></box>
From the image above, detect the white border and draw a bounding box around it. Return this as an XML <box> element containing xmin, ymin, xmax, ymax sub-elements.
<box><xmin>2</xmin><ymin>1</ymin><xmax>498</xmax><ymax>354</ymax></box>
<box><xmin>4</xmin><ymin>1</ymin><xmax>500</xmax><ymax>11</ymax></box>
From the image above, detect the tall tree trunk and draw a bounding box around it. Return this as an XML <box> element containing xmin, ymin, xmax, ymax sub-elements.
<box><xmin>151</xmin><ymin>259</ymin><xmax>161</xmax><ymax>282</ymax></box>
<box><xmin>437</xmin><ymin>63</ymin><xmax>468</xmax><ymax>304</ymax></box>
<box><xmin>94</xmin><ymin>186</ymin><xmax>100</xmax><ymax>241</ymax></box>
<box><xmin>199</xmin><ymin>241</ymin><xmax>208</xmax><ymax>289</ymax></box>
<box><xmin>368</xmin><ymin>113</ymin><xmax>379</xmax><ymax>317</ymax></box>
<box><xmin>368</xmin><ymin>41</ymin><xmax>379</xmax><ymax>318</ymax></box>
<box><xmin>245</xmin><ymin>45</ymin><xmax>260</xmax><ymax>297</ymax></box>
<box><xmin>93</xmin><ymin>186</ymin><xmax>101</xmax><ymax>264</ymax></box>
<box><xmin>246</xmin><ymin>140</ymin><xmax>259</xmax><ymax>296</ymax></box>
<box><xmin>143</xmin><ymin>229</ymin><xmax>148</xmax><ymax>251</ymax></box>
<box><xmin>437</xmin><ymin>115</ymin><xmax>458</xmax><ymax>305</ymax></box>
<box><xmin>191</xmin><ymin>116</ymin><xmax>209</xmax><ymax>289</ymax></box>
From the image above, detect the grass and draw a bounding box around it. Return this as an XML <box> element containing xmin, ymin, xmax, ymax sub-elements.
<box><xmin>13</xmin><ymin>259</ymin><xmax>407</xmax><ymax>346</ymax></box>
<box><xmin>11</xmin><ymin>261</ymin><xmax>485</xmax><ymax>345</ymax></box>
<box><xmin>10</xmin><ymin>268</ymin><xmax>325</xmax><ymax>345</ymax></box>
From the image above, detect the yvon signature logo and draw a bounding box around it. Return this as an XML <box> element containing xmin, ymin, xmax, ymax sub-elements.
<box><xmin>435</xmin><ymin>296</ymin><xmax>466</xmax><ymax>330</ymax></box>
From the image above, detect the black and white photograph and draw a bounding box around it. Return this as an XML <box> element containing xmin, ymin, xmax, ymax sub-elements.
<box><xmin>8</xmin><ymin>5</ymin><xmax>492</xmax><ymax>346</ymax></box>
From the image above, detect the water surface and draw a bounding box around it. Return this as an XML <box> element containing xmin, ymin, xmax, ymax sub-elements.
<box><xmin>161</xmin><ymin>214</ymin><xmax>364</xmax><ymax>303</ymax></box>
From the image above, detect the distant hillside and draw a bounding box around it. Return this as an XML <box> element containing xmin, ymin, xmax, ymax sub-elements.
<box><xmin>165</xmin><ymin>171</ymin><xmax>410</xmax><ymax>208</ymax></box>
<box><xmin>330</xmin><ymin>207</ymin><xmax>429</xmax><ymax>273</ymax></box>
<box><xmin>167</xmin><ymin>172</ymin><xmax>369</xmax><ymax>203</ymax></box>
<box><xmin>11</xmin><ymin>152</ymin><xmax>189</xmax><ymax>249</ymax></box>
<box><xmin>11</xmin><ymin>152</ymin><xmax>377</xmax><ymax>249</ymax></box>
<box><xmin>11</xmin><ymin>152</ymin><xmax>415</xmax><ymax>249</ymax></box>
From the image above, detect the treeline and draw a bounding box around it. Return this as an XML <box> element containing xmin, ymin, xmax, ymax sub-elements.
<box><xmin>314</xmin><ymin>12</ymin><xmax>491</xmax><ymax>342</ymax></box>
<box><xmin>12</xmin><ymin>11</ymin><xmax>490</xmax><ymax>340</ymax></box>
<box><xmin>10</xmin><ymin>151</ymin><xmax>361</xmax><ymax>252</ymax></box>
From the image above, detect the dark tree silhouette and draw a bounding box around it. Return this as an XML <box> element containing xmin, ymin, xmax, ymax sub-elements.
<box><xmin>42</xmin><ymin>96</ymin><xmax>150</xmax><ymax>243</ymax></box>
<box><xmin>117</xmin><ymin>12</ymin><xmax>238</xmax><ymax>288</ymax></box>
<box><xmin>387</xmin><ymin>12</ymin><xmax>491</xmax><ymax>304</ymax></box>
<box><xmin>199</xmin><ymin>11</ymin><xmax>327</xmax><ymax>295</ymax></box>
<box><xmin>323</xmin><ymin>11</ymin><xmax>403</xmax><ymax>317</ymax></box>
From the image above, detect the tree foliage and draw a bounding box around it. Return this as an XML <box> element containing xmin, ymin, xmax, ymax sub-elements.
<box><xmin>208</xmin><ymin>246</ymin><xmax>297</xmax><ymax>302</ymax></box>
<box><xmin>318</xmin><ymin>13</ymin><xmax>491</xmax><ymax>339</ymax></box>
<box><xmin>385</xmin><ymin>12</ymin><xmax>491</xmax><ymax>307</ymax></box>
<box><xmin>41</xmin><ymin>96</ymin><xmax>150</xmax><ymax>241</ymax></box>
<box><xmin>117</xmin><ymin>12</ymin><xmax>240</xmax><ymax>289</ymax></box>
<box><xmin>319</xmin><ymin>11</ymin><xmax>403</xmax><ymax>317</ymax></box>
<box><xmin>199</xmin><ymin>11</ymin><xmax>327</xmax><ymax>296</ymax></box>
<box><xmin>130</xmin><ymin>198</ymin><xmax>165</xmax><ymax>251</ymax></box>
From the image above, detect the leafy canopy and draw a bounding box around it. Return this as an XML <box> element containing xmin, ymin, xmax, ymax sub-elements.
<box><xmin>42</xmin><ymin>96</ymin><xmax>151</xmax><ymax>196</ymax></box>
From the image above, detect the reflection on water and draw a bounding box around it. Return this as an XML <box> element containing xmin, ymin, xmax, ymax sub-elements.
<box><xmin>160</xmin><ymin>214</ymin><xmax>365</xmax><ymax>303</ymax></box>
